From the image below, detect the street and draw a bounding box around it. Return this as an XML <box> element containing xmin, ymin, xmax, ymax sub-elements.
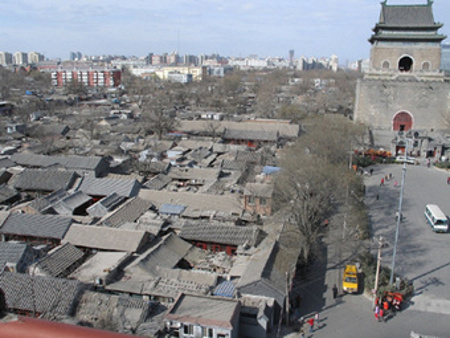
<box><xmin>277</xmin><ymin>163</ymin><xmax>450</xmax><ymax>338</ymax></box>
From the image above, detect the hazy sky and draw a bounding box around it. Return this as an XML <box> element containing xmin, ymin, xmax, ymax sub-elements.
<box><xmin>2</xmin><ymin>0</ymin><xmax>449</xmax><ymax>62</ymax></box>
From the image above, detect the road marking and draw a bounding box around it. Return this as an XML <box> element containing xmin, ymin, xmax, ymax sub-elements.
<box><xmin>409</xmin><ymin>294</ymin><xmax>450</xmax><ymax>315</ymax></box>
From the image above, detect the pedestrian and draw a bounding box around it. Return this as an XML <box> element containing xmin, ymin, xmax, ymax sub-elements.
<box><xmin>389</xmin><ymin>173</ymin><xmax>393</xmax><ymax>179</ymax></box>
<box><xmin>299</xmin><ymin>316</ymin><xmax>304</xmax><ymax>329</ymax></box>
<box><xmin>376</xmin><ymin>194</ymin><xmax>379</xmax><ymax>201</ymax></box>
<box><xmin>307</xmin><ymin>318</ymin><xmax>315</xmax><ymax>333</ymax></box>
<box><xmin>447</xmin><ymin>177</ymin><xmax>450</xmax><ymax>185</ymax></box>
<box><xmin>315</xmin><ymin>312</ymin><xmax>320</xmax><ymax>324</ymax></box>
<box><xmin>385</xmin><ymin>174</ymin><xmax>388</xmax><ymax>181</ymax></box>
<box><xmin>375</xmin><ymin>305</ymin><xmax>380</xmax><ymax>322</ymax></box>
<box><xmin>394</xmin><ymin>181</ymin><xmax>398</xmax><ymax>187</ymax></box>
<box><xmin>332</xmin><ymin>284</ymin><xmax>338</xmax><ymax>299</ymax></box>
<box><xmin>380</xmin><ymin>178</ymin><xmax>384</xmax><ymax>186</ymax></box>
<box><xmin>300</xmin><ymin>328</ymin><xmax>305</xmax><ymax>338</ymax></box>
<box><xmin>379</xmin><ymin>308</ymin><xmax>385</xmax><ymax>322</ymax></box>
<box><xmin>370</xmin><ymin>168</ymin><xmax>374</xmax><ymax>176</ymax></box>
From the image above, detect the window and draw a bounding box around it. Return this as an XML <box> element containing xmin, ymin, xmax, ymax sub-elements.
<box><xmin>422</xmin><ymin>61</ymin><xmax>430</xmax><ymax>70</ymax></box>
<box><xmin>398</xmin><ymin>56</ymin><xmax>413</xmax><ymax>72</ymax></box>
<box><xmin>183</xmin><ymin>324</ymin><xmax>194</xmax><ymax>335</ymax></box>
<box><xmin>259</xmin><ymin>198</ymin><xmax>267</xmax><ymax>206</ymax></box>
<box><xmin>382</xmin><ymin>61</ymin><xmax>390</xmax><ymax>69</ymax></box>
<box><xmin>202</xmin><ymin>327</ymin><xmax>214</xmax><ymax>338</ymax></box>
<box><xmin>248</xmin><ymin>196</ymin><xmax>255</xmax><ymax>205</ymax></box>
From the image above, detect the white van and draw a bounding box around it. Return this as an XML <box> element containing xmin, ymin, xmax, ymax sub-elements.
<box><xmin>424</xmin><ymin>204</ymin><xmax>448</xmax><ymax>233</ymax></box>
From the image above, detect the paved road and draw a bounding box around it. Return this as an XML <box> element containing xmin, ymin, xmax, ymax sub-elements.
<box><xmin>365</xmin><ymin>164</ymin><xmax>450</xmax><ymax>303</ymax></box>
<box><xmin>276</xmin><ymin>164</ymin><xmax>450</xmax><ymax>338</ymax></box>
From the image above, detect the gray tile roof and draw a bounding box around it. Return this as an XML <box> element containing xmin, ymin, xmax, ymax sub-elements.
<box><xmin>86</xmin><ymin>193</ymin><xmax>127</xmax><ymax>218</ymax></box>
<box><xmin>28</xmin><ymin>190</ymin><xmax>91</xmax><ymax>216</ymax></box>
<box><xmin>244</xmin><ymin>183</ymin><xmax>274</xmax><ymax>198</ymax></box>
<box><xmin>75</xmin><ymin>290</ymin><xmax>151</xmax><ymax>332</ymax></box>
<box><xmin>0</xmin><ymin>271</ymin><xmax>85</xmax><ymax>315</ymax></box>
<box><xmin>63</xmin><ymin>224</ymin><xmax>150</xmax><ymax>252</ymax></box>
<box><xmin>165</xmin><ymin>294</ymin><xmax>240</xmax><ymax>330</ymax></box>
<box><xmin>100</xmin><ymin>197</ymin><xmax>153</xmax><ymax>228</ymax></box>
<box><xmin>223</xmin><ymin>128</ymin><xmax>279</xmax><ymax>142</ymax></box>
<box><xmin>380</xmin><ymin>4</ymin><xmax>435</xmax><ymax>27</ymax></box>
<box><xmin>0</xmin><ymin>241</ymin><xmax>30</xmax><ymax>272</ymax></box>
<box><xmin>0</xmin><ymin>213</ymin><xmax>73</xmax><ymax>240</ymax></box>
<box><xmin>33</xmin><ymin>243</ymin><xmax>85</xmax><ymax>278</ymax></box>
<box><xmin>0</xmin><ymin>185</ymin><xmax>19</xmax><ymax>204</ymax></box>
<box><xmin>13</xmin><ymin>169</ymin><xmax>79</xmax><ymax>192</ymax></box>
<box><xmin>142</xmin><ymin>174</ymin><xmax>171</xmax><ymax>190</ymax></box>
<box><xmin>11</xmin><ymin>153</ymin><xmax>106</xmax><ymax>172</ymax></box>
<box><xmin>159</xmin><ymin>203</ymin><xmax>186</xmax><ymax>216</ymax></box>
<box><xmin>126</xmin><ymin>233</ymin><xmax>194</xmax><ymax>278</ymax></box>
<box><xmin>179</xmin><ymin>222</ymin><xmax>261</xmax><ymax>247</ymax></box>
<box><xmin>77</xmin><ymin>176</ymin><xmax>141</xmax><ymax>198</ymax></box>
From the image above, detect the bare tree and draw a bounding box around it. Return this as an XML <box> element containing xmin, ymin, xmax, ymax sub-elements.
<box><xmin>273</xmin><ymin>115</ymin><xmax>365</xmax><ymax>261</ymax></box>
<box><xmin>142</xmin><ymin>95</ymin><xmax>179</xmax><ymax>140</ymax></box>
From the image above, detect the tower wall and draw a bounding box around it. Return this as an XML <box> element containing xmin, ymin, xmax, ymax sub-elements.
<box><xmin>354</xmin><ymin>79</ymin><xmax>450</xmax><ymax>131</ymax></box>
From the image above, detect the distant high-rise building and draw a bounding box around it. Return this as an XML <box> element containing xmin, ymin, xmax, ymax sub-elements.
<box><xmin>13</xmin><ymin>52</ymin><xmax>28</xmax><ymax>65</ymax></box>
<box><xmin>0</xmin><ymin>52</ymin><xmax>13</xmax><ymax>65</ymax></box>
<box><xmin>69</xmin><ymin>52</ymin><xmax>76</xmax><ymax>61</ymax></box>
<box><xmin>442</xmin><ymin>43</ymin><xmax>450</xmax><ymax>73</ymax></box>
<box><xmin>28</xmin><ymin>51</ymin><xmax>44</xmax><ymax>64</ymax></box>
<box><xmin>289</xmin><ymin>50</ymin><xmax>295</xmax><ymax>66</ymax></box>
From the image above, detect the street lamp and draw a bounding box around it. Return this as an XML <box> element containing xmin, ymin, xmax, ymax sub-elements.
<box><xmin>373</xmin><ymin>236</ymin><xmax>388</xmax><ymax>307</ymax></box>
<box><xmin>389</xmin><ymin>137</ymin><xmax>412</xmax><ymax>285</ymax></box>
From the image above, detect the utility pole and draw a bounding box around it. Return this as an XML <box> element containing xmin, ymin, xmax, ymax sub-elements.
<box><xmin>373</xmin><ymin>236</ymin><xmax>387</xmax><ymax>307</ymax></box>
<box><xmin>390</xmin><ymin>138</ymin><xmax>411</xmax><ymax>285</ymax></box>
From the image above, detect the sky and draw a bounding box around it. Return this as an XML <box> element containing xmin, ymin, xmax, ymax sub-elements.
<box><xmin>2</xmin><ymin>0</ymin><xmax>450</xmax><ymax>63</ymax></box>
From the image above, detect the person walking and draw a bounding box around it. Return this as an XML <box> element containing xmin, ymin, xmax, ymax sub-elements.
<box><xmin>380</xmin><ymin>178</ymin><xmax>384</xmax><ymax>186</ymax></box>
<box><xmin>315</xmin><ymin>312</ymin><xmax>320</xmax><ymax>324</ymax></box>
<box><xmin>300</xmin><ymin>328</ymin><xmax>305</xmax><ymax>338</ymax></box>
<box><xmin>375</xmin><ymin>305</ymin><xmax>380</xmax><ymax>322</ymax></box>
<box><xmin>332</xmin><ymin>284</ymin><xmax>338</xmax><ymax>299</ymax></box>
<box><xmin>307</xmin><ymin>318</ymin><xmax>315</xmax><ymax>333</ymax></box>
<box><xmin>394</xmin><ymin>181</ymin><xmax>398</xmax><ymax>187</ymax></box>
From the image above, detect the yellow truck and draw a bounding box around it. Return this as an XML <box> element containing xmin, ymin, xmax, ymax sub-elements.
<box><xmin>342</xmin><ymin>264</ymin><xmax>359</xmax><ymax>294</ymax></box>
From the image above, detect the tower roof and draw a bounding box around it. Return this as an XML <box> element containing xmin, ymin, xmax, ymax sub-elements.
<box><xmin>379</xmin><ymin>1</ymin><xmax>436</xmax><ymax>27</ymax></box>
<box><xmin>370</xmin><ymin>0</ymin><xmax>446</xmax><ymax>44</ymax></box>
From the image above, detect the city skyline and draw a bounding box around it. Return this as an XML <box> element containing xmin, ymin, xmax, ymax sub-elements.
<box><xmin>2</xmin><ymin>0</ymin><xmax>450</xmax><ymax>62</ymax></box>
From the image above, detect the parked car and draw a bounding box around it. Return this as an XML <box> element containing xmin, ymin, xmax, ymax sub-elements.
<box><xmin>395</xmin><ymin>156</ymin><xmax>416</xmax><ymax>164</ymax></box>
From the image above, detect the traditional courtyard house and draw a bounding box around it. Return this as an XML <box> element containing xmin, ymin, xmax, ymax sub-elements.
<box><xmin>243</xmin><ymin>183</ymin><xmax>274</xmax><ymax>218</ymax></box>
<box><xmin>0</xmin><ymin>271</ymin><xmax>86</xmax><ymax>317</ymax></box>
<box><xmin>86</xmin><ymin>193</ymin><xmax>127</xmax><ymax>218</ymax></box>
<box><xmin>0</xmin><ymin>241</ymin><xmax>33</xmax><ymax>273</ymax></box>
<box><xmin>106</xmin><ymin>268</ymin><xmax>215</xmax><ymax>305</ymax></box>
<box><xmin>138</xmin><ymin>190</ymin><xmax>243</xmax><ymax>221</ymax></box>
<box><xmin>179</xmin><ymin>221</ymin><xmax>262</xmax><ymax>256</ymax></box>
<box><xmin>24</xmin><ymin>189</ymin><xmax>91</xmax><ymax>216</ymax></box>
<box><xmin>10</xmin><ymin>153</ymin><xmax>110</xmax><ymax>177</ymax></box>
<box><xmin>62</xmin><ymin>224</ymin><xmax>151</xmax><ymax>254</ymax></box>
<box><xmin>29</xmin><ymin>243</ymin><xmax>85</xmax><ymax>278</ymax></box>
<box><xmin>68</xmin><ymin>251</ymin><xmax>132</xmax><ymax>285</ymax></box>
<box><xmin>76</xmin><ymin>176</ymin><xmax>141</xmax><ymax>200</ymax></box>
<box><xmin>98</xmin><ymin>197</ymin><xmax>153</xmax><ymax>228</ymax></box>
<box><xmin>13</xmin><ymin>169</ymin><xmax>80</xmax><ymax>197</ymax></box>
<box><xmin>75</xmin><ymin>291</ymin><xmax>153</xmax><ymax>335</ymax></box>
<box><xmin>0</xmin><ymin>212</ymin><xmax>73</xmax><ymax>247</ymax></box>
<box><xmin>222</xmin><ymin>128</ymin><xmax>279</xmax><ymax>148</ymax></box>
<box><xmin>163</xmin><ymin>293</ymin><xmax>241</xmax><ymax>338</ymax></box>
<box><xmin>0</xmin><ymin>185</ymin><xmax>20</xmax><ymax>207</ymax></box>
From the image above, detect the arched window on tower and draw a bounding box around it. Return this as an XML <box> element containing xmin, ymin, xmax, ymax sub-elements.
<box><xmin>382</xmin><ymin>61</ymin><xmax>390</xmax><ymax>69</ymax></box>
<box><xmin>422</xmin><ymin>61</ymin><xmax>430</xmax><ymax>70</ymax></box>
<box><xmin>398</xmin><ymin>56</ymin><xmax>413</xmax><ymax>72</ymax></box>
